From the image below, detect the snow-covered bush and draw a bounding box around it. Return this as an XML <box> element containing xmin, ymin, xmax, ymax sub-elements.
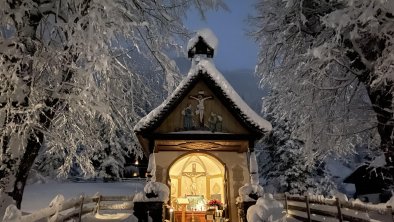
<box><xmin>2</xmin><ymin>205</ymin><xmax>21</xmax><ymax>222</ymax></box>
<box><xmin>246</xmin><ymin>193</ymin><xmax>286</xmax><ymax>222</ymax></box>
<box><xmin>133</xmin><ymin>181</ymin><xmax>170</xmax><ymax>202</ymax></box>
<box><xmin>238</xmin><ymin>183</ymin><xmax>265</xmax><ymax>202</ymax></box>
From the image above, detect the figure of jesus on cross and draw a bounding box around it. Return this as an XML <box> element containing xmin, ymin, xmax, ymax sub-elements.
<box><xmin>189</xmin><ymin>91</ymin><xmax>213</xmax><ymax>128</ymax></box>
<box><xmin>182</xmin><ymin>163</ymin><xmax>206</xmax><ymax>195</ymax></box>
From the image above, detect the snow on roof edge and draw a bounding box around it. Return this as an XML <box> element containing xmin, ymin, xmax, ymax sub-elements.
<box><xmin>134</xmin><ymin>59</ymin><xmax>272</xmax><ymax>134</ymax></box>
<box><xmin>134</xmin><ymin>68</ymin><xmax>198</xmax><ymax>133</ymax></box>
<box><xmin>187</xmin><ymin>28</ymin><xmax>219</xmax><ymax>52</ymax></box>
<box><xmin>196</xmin><ymin>60</ymin><xmax>272</xmax><ymax>133</ymax></box>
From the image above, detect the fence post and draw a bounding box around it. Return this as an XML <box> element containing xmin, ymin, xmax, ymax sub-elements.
<box><xmin>387</xmin><ymin>205</ymin><xmax>393</xmax><ymax>222</ymax></box>
<box><xmin>335</xmin><ymin>197</ymin><xmax>343</xmax><ymax>222</ymax></box>
<box><xmin>305</xmin><ymin>195</ymin><xmax>311</xmax><ymax>222</ymax></box>
<box><xmin>284</xmin><ymin>193</ymin><xmax>288</xmax><ymax>214</ymax></box>
<box><xmin>78</xmin><ymin>194</ymin><xmax>85</xmax><ymax>222</ymax></box>
<box><xmin>95</xmin><ymin>195</ymin><xmax>102</xmax><ymax>214</ymax></box>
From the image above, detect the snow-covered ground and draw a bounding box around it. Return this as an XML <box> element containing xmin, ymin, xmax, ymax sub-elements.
<box><xmin>20</xmin><ymin>180</ymin><xmax>392</xmax><ymax>222</ymax></box>
<box><xmin>22</xmin><ymin>180</ymin><xmax>145</xmax><ymax>213</ymax></box>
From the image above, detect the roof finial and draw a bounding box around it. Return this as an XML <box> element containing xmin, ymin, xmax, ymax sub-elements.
<box><xmin>187</xmin><ymin>28</ymin><xmax>218</xmax><ymax>59</ymax></box>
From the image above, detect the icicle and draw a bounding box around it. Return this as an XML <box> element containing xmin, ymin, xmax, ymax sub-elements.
<box><xmin>249</xmin><ymin>151</ymin><xmax>259</xmax><ymax>185</ymax></box>
<box><xmin>146</xmin><ymin>153</ymin><xmax>156</xmax><ymax>182</ymax></box>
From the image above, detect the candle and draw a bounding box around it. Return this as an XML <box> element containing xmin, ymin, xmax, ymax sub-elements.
<box><xmin>169</xmin><ymin>208</ymin><xmax>174</xmax><ymax>222</ymax></box>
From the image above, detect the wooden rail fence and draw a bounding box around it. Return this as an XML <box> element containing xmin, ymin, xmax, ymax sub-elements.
<box><xmin>5</xmin><ymin>192</ymin><xmax>393</xmax><ymax>222</ymax></box>
<box><xmin>275</xmin><ymin>193</ymin><xmax>394</xmax><ymax>222</ymax></box>
<box><xmin>5</xmin><ymin>194</ymin><xmax>134</xmax><ymax>222</ymax></box>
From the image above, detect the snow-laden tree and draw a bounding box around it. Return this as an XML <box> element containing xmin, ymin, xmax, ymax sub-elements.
<box><xmin>251</xmin><ymin>0</ymin><xmax>393</xmax><ymax>178</ymax></box>
<box><xmin>0</xmin><ymin>0</ymin><xmax>226</xmax><ymax>212</ymax></box>
<box><xmin>32</xmin><ymin>50</ymin><xmax>167</xmax><ymax>180</ymax></box>
<box><xmin>257</xmin><ymin>95</ymin><xmax>335</xmax><ymax>195</ymax></box>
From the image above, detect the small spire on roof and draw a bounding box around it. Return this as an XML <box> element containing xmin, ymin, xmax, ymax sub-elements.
<box><xmin>187</xmin><ymin>28</ymin><xmax>218</xmax><ymax>59</ymax></box>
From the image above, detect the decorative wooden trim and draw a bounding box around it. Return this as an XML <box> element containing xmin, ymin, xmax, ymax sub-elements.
<box><xmin>148</xmin><ymin>139</ymin><xmax>155</xmax><ymax>153</ymax></box>
<box><xmin>206</xmin><ymin>175</ymin><xmax>211</xmax><ymax>200</ymax></box>
<box><xmin>146</xmin><ymin>133</ymin><xmax>258</xmax><ymax>141</ymax></box>
<box><xmin>178</xmin><ymin>175</ymin><xmax>182</xmax><ymax>198</ymax></box>
<box><xmin>209</xmin><ymin>174</ymin><xmax>223</xmax><ymax>179</ymax></box>
<box><xmin>154</xmin><ymin>137</ymin><xmax>250</xmax><ymax>153</ymax></box>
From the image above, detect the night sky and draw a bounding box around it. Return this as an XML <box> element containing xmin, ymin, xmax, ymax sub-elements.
<box><xmin>185</xmin><ymin>0</ymin><xmax>258</xmax><ymax>71</ymax></box>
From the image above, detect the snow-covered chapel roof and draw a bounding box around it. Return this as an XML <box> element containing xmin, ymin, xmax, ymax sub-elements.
<box><xmin>187</xmin><ymin>28</ymin><xmax>218</xmax><ymax>52</ymax></box>
<box><xmin>134</xmin><ymin>59</ymin><xmax>272</xmax><ymax>135</ymax></box>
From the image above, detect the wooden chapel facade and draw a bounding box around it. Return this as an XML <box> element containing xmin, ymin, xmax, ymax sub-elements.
<box><xmin>134</xmin><ymin>30</ymin><xmax>271</xmax><ymax>222</ymax></box>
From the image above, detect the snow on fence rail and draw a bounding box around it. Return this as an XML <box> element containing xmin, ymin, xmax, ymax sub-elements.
<box><xmin>6</xmin><ymin>192</ymin><xmax>393</xmax><ymax>222</ymax></box>
<box><xmin>273</xmin><ymin>193</ymin><xmax>394</xmax><ymax>222</ymax></box>
<box><xmin>3</xmin><ymin>194</ymin><xmax>134</xmax><ymax>222</ymax></box>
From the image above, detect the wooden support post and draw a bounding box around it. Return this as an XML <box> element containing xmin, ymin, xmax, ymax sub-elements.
<box><xmin>78</xmin><ymin>194</ymin><xmax>85</xmax><ymax>222</ymax></box>
<box><xmin>335</xmin><ymin>197</ymin><xmax>343</xmax><ymax>222</ymax></box>
<box><xmin>182</xmin><ymin>205</ymin><xmax>186</xmax><ymax>222</ymax></box>
<box><xmin>305</xmin><ymin>195</ymin><xmax>311</xmax><ymax>222</ymax></box>
<box><xmin>284</xmin><ymin>193</ymin><xmax>288</xmax><ymax>214</ymax></box>
<box><xmin>96</xmin><ymin>195</ymin><xmax>102</xmax><ymax>214</ymax></box>
<box><xmin>387</xmin><ymin>205</ymin><xmax>393</xmax><ymax>222</ymax></box>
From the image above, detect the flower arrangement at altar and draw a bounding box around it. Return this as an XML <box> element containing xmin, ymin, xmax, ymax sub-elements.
<box><xmin>207</xmin><ymin>199</ymin><xmax>223</xmax><ymax>210</ymax></box>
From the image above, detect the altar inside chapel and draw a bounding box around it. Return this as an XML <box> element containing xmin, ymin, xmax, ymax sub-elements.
<box><xmin>169</xmin><ymin>153</ymin><xmax>225</xmax><ymax>211</ymax></box>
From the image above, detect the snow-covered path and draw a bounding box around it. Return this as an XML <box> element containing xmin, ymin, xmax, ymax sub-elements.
<box><xmin>83</xmin><ymin>213</ymin><xmax>137</xmax><ymax>222</ymax></box>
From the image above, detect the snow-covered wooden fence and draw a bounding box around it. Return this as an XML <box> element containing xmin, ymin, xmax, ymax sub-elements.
<box><xmin>4</xmin><ymin>194</ymin><xmax>134</xmax><ymax>222</ymax></box>
<box><xmin>7</xmin><ymin>192</ymin><xmax>393</xmax><ymax>222</ymax></box>
<box><xmin>276</xmin><ymin>193</ymin><xmax>394</xmax><ymax>222</ymax></box>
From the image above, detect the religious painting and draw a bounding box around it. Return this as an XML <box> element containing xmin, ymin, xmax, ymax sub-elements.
<box><xmin>207</xmin><ymin>112</ymin><xmax>223</xmax><ymax>132</ymax></box>
<box><xmin>189</xmin><ymin>90</ymin><xmax>213</xmax><ymax>128</ymax></box>
<box><xmin>180</xmin><ymin>89</ymin><xmax>225</xmax><ymax>132</ymax></box>
<box><xmin>182</xmin><ymin>163</ymin><xmax>206</xmax><ymax>196</ymax></box>
<box><xmin>182</xmin><ymin>104</ymin><xmax>194</xmax><ymax>130</ymax></box>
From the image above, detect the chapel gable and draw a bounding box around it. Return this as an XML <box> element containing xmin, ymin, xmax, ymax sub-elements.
<box><xmin>155</xmin><ymin>80</ymin><xmax>249</xmax><ymax>134</ymax></box>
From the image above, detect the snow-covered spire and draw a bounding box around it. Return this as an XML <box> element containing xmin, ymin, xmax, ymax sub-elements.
<box><xmin>146</xmin><ymin>153</ymin><xmax>156</xmax><ymax>182</ymax></box>
<box><xmin>249</xmin><ymin>151</ymin><xmax>259</xmax><ymax>185</ymax></box>
<box><xmin>187</xmin><ymin>28</ymin><xmax>218</xmax><ymax>59</ymax></box>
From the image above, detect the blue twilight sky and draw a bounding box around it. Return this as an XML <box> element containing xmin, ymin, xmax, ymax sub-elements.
<box><xmin>185</xmin><ymin>0</ymin><xmax>258</xmax><ymax>71</ymax></box>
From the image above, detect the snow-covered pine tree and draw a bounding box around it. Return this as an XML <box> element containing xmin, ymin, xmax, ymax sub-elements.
<box><xmin>0</xmin><ymin>0</ymin><xmax>227</xmax><ymax>213</ymax></box>
<box><xmin>250</xmin><ymin>0</ymin><xmax>393</xmax><ymax>188</ymax></box>
<box><xmin>258</xmin><ymin>95</ymin><xmax>335</xmax><ymax>195</ymax></box>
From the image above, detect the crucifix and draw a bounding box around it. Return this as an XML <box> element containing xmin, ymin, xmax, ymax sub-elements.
<box><xmin>189</xmin><ymin>91</ymin><xmax>213</xmax><ymax>127</ymax></box>
<box><xmin>182</xmin><ymin>163</ymin><xmax>206</xmax><ymax>195</ymax></box>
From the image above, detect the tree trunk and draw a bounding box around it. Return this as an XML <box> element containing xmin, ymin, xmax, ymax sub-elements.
<box><xmin>345</xmin><ymin>34</ymin><xmax>394</xmax><ymax>185</ymax></box>
<box><xmin>0</xmin><ymin>96</ymin><xmax>57</xmax><ymax>214</ymax></box>
<box><xmin>0</xmin><ymin>1</ymin><xmax>42</xmax><ymax>213</ymax></box>
<box><xmin>368</xmin><ymin>84</ymin><xmax>394</xmax><ymax>168</ymax></box>
<box><xmin>1</xmin><ymin>0</ymin><xmax>90</xmax><ymax>212</ymax></box>
<box><xmin>6</xmin><ymin>131</ymin><xmax>43</xmax><ymax>209</ymax></box>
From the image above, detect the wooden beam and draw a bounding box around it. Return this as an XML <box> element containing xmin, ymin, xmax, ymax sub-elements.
<box><xmin>147</xmin><ymin>133</ymin><xmax>257</xmax><ymax>141</ymax></box>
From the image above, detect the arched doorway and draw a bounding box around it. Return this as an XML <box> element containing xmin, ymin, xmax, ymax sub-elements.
<box><xmin>168</xmin><ymin>153</ymin><xmax>226</xmax><ymax>211</ymax></box>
